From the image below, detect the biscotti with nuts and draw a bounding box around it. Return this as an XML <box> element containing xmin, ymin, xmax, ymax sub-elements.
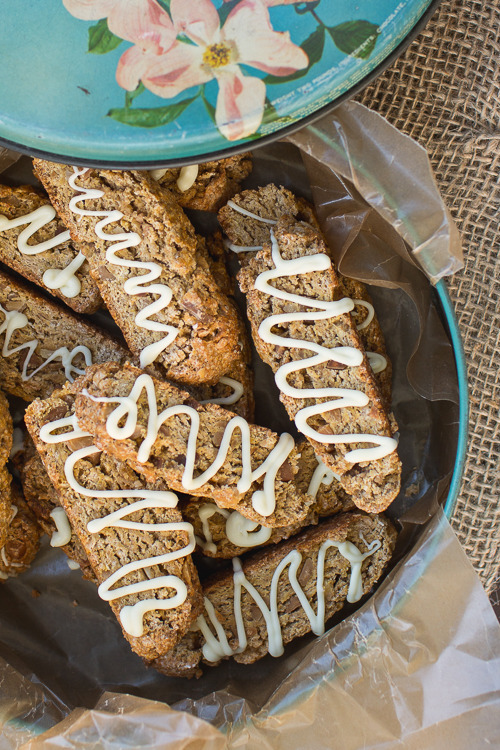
<box><xmin>183</xmin><ymin>441</ymin><xmax>354</xmax><ymax>559</ymax></box>
<box><xmin>72</xmin><ymin>362</ymin><xmax>314</xmax><ymax>529</ymax></box>
<box><xmin>236</xmin><ymin>217</ymin><xmax>401</xmax><ymax>513</ymax></box>
<box><xmin>33</xmin><ymin>160</ymin><xmax>241</xmax><ymax>386</ymax></box>
<box><xmin>25</xmin><ymin>382</ymin><xmax>204</xmax><ymax>661</ymax></box>
<box><xmin>149</xmin><ymin>512</ymin><xmax>397</xmax><ymax>676</ymax></box>
<box><xmin>0</xmin><ymin>184</ymin><xmax>102</xmax><ymax>314</ymax></box>
<box><xmin>218</xmin><ymin>184</ymin><xmax>392</xmax><ymax>403</ymax></box>
<box><xmin>154</xmin><ymin>153</ymin><xmax>253</xmax><ymax>212</ymax></box>
<box><xmin>0</xmin><ymin>268</ymin><xmax>129</xmax><ymax>401</ymax></box>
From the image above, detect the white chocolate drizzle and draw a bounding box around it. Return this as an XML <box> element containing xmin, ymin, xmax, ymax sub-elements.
<box><xmin>195</xmin><ymin>455</ymin><xmax>340</xmax><ymax>555</ymax></box>
<box><xmin>67</xmin><ymin>167</ymin><xmax>178</xmax><ymax>368</ymax></box>
<box><xmin>224</xmin><ymin>205</ymin><xmax>387</xmax><ymax>376</ymax></box>
<box><xmin>198</xmin><ymin>535</ymin><xmax>381</xmax><ymax>661</ymax></box>
<box><xmin>0</xmin><ymin>304</ymin><xmax>92</xmax><ymax>382</ymax></box>
<box><xmin>82</xmin><ymin>372</ymin><xmax>295</xmax><ymax>517</ymax></box>
<box><xmin>149</xmin><ymin>168</ymin><xmax>167</xmax><ymax>180</ymax></box>
<box><xmin>224</xmin><ymin>240</ymin><xmax>264</xmax><ymax>254</ymax></box>
<box><xmin>200</xmin><ymin>375</ymin><xmax>244</xmax><ymax>407</ymax></box>
<box><xmin>226</xmin><ymin>201</ymin><xmax>277</xmax><ymax>225</ymax></box>
<box><xmin>195</xmin><ymin>503</ymin><xmax>230</xmax><ymax>554</ymax></box>
<box><xmin>177</xmin><ymin>165</ymin><xmax>199</xmax><ymax>192</ymax></box>
<box><xmin>50</xmin><ymin>507</ymin><xmax>72</xmax><ymax>547</ymax></box>
<box><xmin>39</xmin><ymin>412</ymin><xmax>194</xmax><ymax>637</ymax></box>
<box><xmin>307</xmin><ymin>456</ymin><xmax>340</xmax><ymax>498</ymax></box>
<box><xmin>0</xmin><ymin>205</ymin><xmax>85</xmax><ymax>298</ymax></box>
<box><xmin>254</xmin><ymin>230</ymin><xmax>397</xmax><ymax>463</ymax></box>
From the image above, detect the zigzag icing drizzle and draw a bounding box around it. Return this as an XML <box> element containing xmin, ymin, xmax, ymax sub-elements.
<box><xmin>0</xmin><ymin>205</ymin><xmax>85</xmax><ymax>298</ymax></box>
<box><xmin>82</xmin><ymin>371</ymin><xmax>295</xmax><ymax>517</ymax></box>
<box><xmin>67</xmin><ymin>167</ymin><xmax>178</xmax><ymax>368</ymax></box>
<box><xmin>198</xmin><ymin>533</ymin><xmax>382</xmax><ymax>661</ymax></box>
<box><xmin>196</xmin><ymin>456</ymin><xmax>339</xmax><ymax>554</ymax></box>
<box><xmin>0</xmin><ymin>304</ymin><xmax>92</xmax><ymax>382</ymax></box>
<box><xmin>40</xmin><ymin>413</ymin><xmax>194</xmax><ymax>637</ymax></box>
<box><xmin>225</xmin><ymin>202</ymin><xmax>387</xmax><ymax>374</ymax></box>
<box><xmin>254</xmin><ymin>231</ymin><xmax>397</xmax><ymax>462</ymax></box>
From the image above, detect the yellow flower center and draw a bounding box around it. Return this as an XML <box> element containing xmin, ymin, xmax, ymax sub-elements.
<box><xmin>202</xmin><ymin>42</ymin><xmax>232</xmax><ymax>69</ymax></box>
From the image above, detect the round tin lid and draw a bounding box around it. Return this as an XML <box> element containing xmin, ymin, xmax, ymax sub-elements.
<box><xmin>1</xmin><ymin>0</ymin><xmax>434</xmax><ymax>166</ymax></box>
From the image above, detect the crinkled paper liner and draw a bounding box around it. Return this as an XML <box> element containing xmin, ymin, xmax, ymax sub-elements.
<box><xmin>0</xmin><ymin>103</ymin><xmax>498</xmax><ymax>748</ymax></box>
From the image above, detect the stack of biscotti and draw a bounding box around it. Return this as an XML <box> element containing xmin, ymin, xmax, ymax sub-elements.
<box><xmin>0</xmin><ymin>390</ymin><xmax>41</xmax><ymax>580</ymax></box>
<box><xmin>3</xmin><ymin>153</ymin><xmax>401</xmax><ymax>677</ymax></box>
<box><xmin>218</xmin><ymin>186</ymin><xmax>401</xmax><ymax>513</ymax></box>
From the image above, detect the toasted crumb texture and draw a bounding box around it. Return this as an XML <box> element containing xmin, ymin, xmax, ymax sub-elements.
<box><xmin>341</xmin><ymin>277</ymin><xmax>392</xmax><ymax>408</ymax></box>
<box><xmin>218</xmin><ymin>184</ymin><xmax>392</xmax><ymax>402</ymax></box>
<box><xmin>72</xmin><ymin>363</ymin><xmax>313</xmax><ymax>529</ymax></box>
<box><xmin>20</xmin><ymin>445</ymin><xmax>95</xmax><ymax>580</ymax></box>
<box><xmin>184</xmin><ymin>441</ymin><xmax>354</xmax><ymax>559</ymax></box>
<box><xmin>0</xmin><ymin>268</ymin><xmax>129</xmax><ymax>401</ymax></box>
<box><xmin>150</xmin><ymin>512</ymin><xmax>397</xmax><ymax>676</ymax></box>
<box><xmin>147</xmin><ymin>630</ymin><xmax>204</xmax><ymax>679</ymax></box>
<box><xmin>218</xmin><ymin>184</ymin><xmax>317</xmax><ymax>247</ymax></box>
<box><xmin>0</xmin><ymin>390</ymin><xmax>13</xmax><ymax>466</ymax></box>
<box><xmin>0</xmin><ymin>184</ymin><xmax>102</xmax><ymax>313</ymax></box>
<box><xmin>0</xmin><ymin>482</ymin><xmax>41</xmax><ymax>580</ymax></box>
<box><xmin>155</xmin><ymin>154</ymin><xmax>253</xmax><ymax>212</ymax></box>
<box><xmin>235</xmin><ymin>217</ymin><xmax>401</xmax><ymax>512</ymax></box>
<box><xmin>25</xmin><ymin>382</ymin><xmax>203</xmax><ymax>661</ymax></box>
<box><xmin>33</xmin><ymin>160</ymin><xmax>241</xmax><ymax>385</ymax></box>
<box><xmin>185</xmin><ymin>232</ymin><xmax>254</xmax><ymax>421</ymax></box>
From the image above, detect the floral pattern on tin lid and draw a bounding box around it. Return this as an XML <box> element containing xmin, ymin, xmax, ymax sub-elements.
<box><xmin>63</xmin><ymin>0</ymin><xmax>381</xmax><ymax>141</ymax></box>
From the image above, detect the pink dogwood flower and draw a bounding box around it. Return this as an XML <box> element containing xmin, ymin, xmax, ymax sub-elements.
<box><xmin>64</xmin><ymin>0</ymin><xmax>177</xmax><ymax>58</ymax></box>
<box><xmin>117</xmin><ymin>0</ymin><xmax>308</xmax><ymax>141</ymax></box>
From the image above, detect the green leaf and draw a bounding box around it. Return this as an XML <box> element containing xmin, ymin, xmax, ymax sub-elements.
<box><xmin>201</xmin><ymin>88</ymin><xmax>216</xmax><ymax>125</ymax></box>
<box><xmin>156</xmin><ymin>0</ymin><xmax>171</xmax><ymax>12</ymax></box>
<box><xmin>218</xmin><ymin>0</ymin><xmax>240</xmax><ymax>27</ymax></box>
<box><xmin>263</xmin><ymin>25</ymin><xmax>325</xmax><ymax>85</ymax></box>
<box><xmin>125</xmin><ymin>82</ymin><xmax>146</xmax><ymax>109</ymax></box>
<box><xmin>328</xmin><ymin>20</ymin><xmax>379</xmax><ymax>59</ymax></box>
<box><xmin>88</xmin><ymin>18</ymin><xmax>123</xmax><ymax>55</ymax></box>
<box><xmin>107</xmin><ymin>96</ymin><xmax>198</xmax><ymax>129</ymax></box>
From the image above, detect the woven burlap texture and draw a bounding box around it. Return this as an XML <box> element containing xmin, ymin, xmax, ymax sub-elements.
<box><xmin>357</xmin><ymin>0</ymin><xmax>499</xmax><ymax>592</ymax></box>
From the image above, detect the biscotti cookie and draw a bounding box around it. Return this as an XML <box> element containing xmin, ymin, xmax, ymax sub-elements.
<box><xmin>236</xmin><ymin>218</ymin><xmax>401</xmax><ymax>513</ymax></box>
<box><xmin>0</xmin><ymin>268</ymin><xmax>129</xmax><ymax>401</ymax></box>
<box><xmin>0</xmin><ymin>184</ymin><xmax>102</xmax><ymax>314</ymax></box>
<box><xmin>218</xmin><ymin>184</ymin><xmax>392</xmax><ymax>402</ymax></box>
<box><xmin>25</xmin><ymin>382</ymin><xmax>203</xmax><ymax>661</ymax></box>
<box><xmin>0</xmin><ymin>482</ymin><xmax>41</xmax><ymax>581</ymax></box>
<box><xmin>187</xmin><ymin>310</ymin><xmax>255</xmax><ymax>423</ymax></box>
<box><xmin>185</xmin><ymin>232</ymin><xmax>254</xmax><ymax>421</ymax></box>
<box><xmin>184</xmin><ymin>442</ymin><xmax>354</xmax><ymax>559</ymax></box>
<box><xmin>149</xmin><ymin>512</ymin><xmax>397</xmax><ymax>676</ymax></box>
<box><xmin>72</xmin><ymin>363</ymin><xmax>314</xmax><ymax>529</ymax></box>
<box><xmin>20</xmin><ymin>444</ymin><xmax>95</xmax><ymax>580</ymax></box>
<box><xmin>152</xmin><ymin>153</ymin><xmax>252</xmax><ymax>212</ymax></box>
<box><xmin>33</xmin><ymin>160</ymin><xmax>240</xmax><ymax>386</ymax></box>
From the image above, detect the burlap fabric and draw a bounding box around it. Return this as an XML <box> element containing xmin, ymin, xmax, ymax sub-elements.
<box><xmin>357</xmin><ymin>0</ymin><xmax>499</xmax><ymax>593</ymax></box>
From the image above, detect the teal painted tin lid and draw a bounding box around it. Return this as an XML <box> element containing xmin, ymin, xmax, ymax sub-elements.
<box><xmin>0</xmin><ymin>0</ymin><xmax>435</xmax><ymax>166</ymax></box>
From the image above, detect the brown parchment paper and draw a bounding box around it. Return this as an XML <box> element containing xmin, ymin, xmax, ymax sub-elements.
<box><xmin>1</xmin><ymin>104</ymin><xmax>497</xmax><ymax>748</ymax></box>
